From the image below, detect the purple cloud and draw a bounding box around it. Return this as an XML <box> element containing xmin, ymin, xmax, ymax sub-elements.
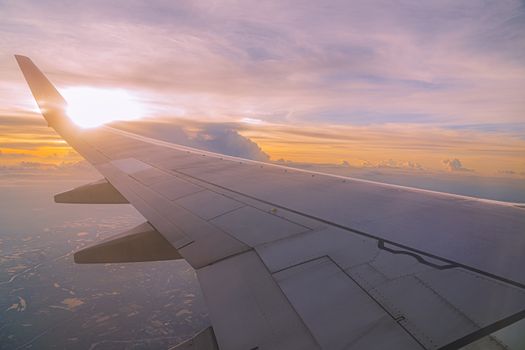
<box><xmin>1</xmin><ymin>0</ymin><xmax>524</xmax><ymax>126</ymax></box>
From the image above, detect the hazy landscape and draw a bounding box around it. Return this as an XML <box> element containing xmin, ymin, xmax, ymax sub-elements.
<box><xmin>0</xmin><ymin>181</ymin><xmax>208</xmax><ymax>349</ymax></box>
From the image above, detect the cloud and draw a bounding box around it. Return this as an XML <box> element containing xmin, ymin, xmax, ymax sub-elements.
<box><xmin>239</xmin><ymin>121</ymin><xmax>525</xmax><ymax>176</ymax></box>
<box><xmin>2</xmin><ymin>109</ymin><xmax>523</xmax><ymax>179</ymax></box>
<box><xmin>0</xmin><ymin>112</ymin><xmax>67</xmax><ymax>151</ymax></box>
<box><xmin>1</xmin><ymin>2</ymin><xmax>524</xmax><ymax>180</ymax></box>
<box><xmin>497</xmin><ymin>169</ymin><xmax>525</xmax><ymax>177</ymax></box>
<box><xmin>274</xmin><ymin>156</ymin><xmax>425</xmax><ymax>175</ymax></box>
<box><xmin>442</xmin><ymin>158</ymin><xmax>473</xmax><ymax>172</ymax></box>
<box><xmin>193</xmin><ymin>124</ymin><xmax>269</xmax><ymax>161</ymax></box>
<box><xmin>0</xmin><ymin>113</ymin><xmax>45</xmax><ymax>126</ymax></box>
<box><xmin>0</xmin><ymin>150</ymin><xmax>29</xmax><ymax>159</ymax></box>
<box><xmin>114</xmin><ymin>118</ymin><xmax>269</xmax><ymax>161</ymax></box>
<box><xmin>2</xmin><ymin>0</ymin><xmax>525</xmax><ymax>126</ymax></box>
<box><xmin>275</xmin><ymin>158</ymin><xmax>356</xmax><ymax>169</ymax></box>
<box><xmin>5</xmin><ymin>161</ymin><xmax>57</xmax><ymax>170</ymax></box>
<box><xmin>0</xmin><ymin>159</ymin><xmax>84</xmax><ymax>170</ymax></box>
<box><xmin>375</xmin><ymin>159</ymin><xmax>424</xmax><ymax>170</ymax></box>
<box><xmin>0</xmin><ymin>160</ymin><xmax>96</xmax><ymax>179</ymax></box>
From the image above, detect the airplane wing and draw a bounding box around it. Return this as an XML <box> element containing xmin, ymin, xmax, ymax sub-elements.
<box><xmin>15</xmin><ymin>55</ymin><xmax>525</xmax><ymax>350</ymax></box>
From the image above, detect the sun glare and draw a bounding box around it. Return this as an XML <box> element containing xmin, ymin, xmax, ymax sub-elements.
<box><xmin>61</xmin><ymin>87</ymin><xmax>147</xmax><ymax>128</ymax></box>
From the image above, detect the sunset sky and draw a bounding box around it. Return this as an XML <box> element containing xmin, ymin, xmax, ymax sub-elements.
<box><xmin>1</xmin><ymin>0</ymin><xmax>524</xmax><ymax>189</ymax></box>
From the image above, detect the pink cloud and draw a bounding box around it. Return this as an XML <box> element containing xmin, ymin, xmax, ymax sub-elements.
<box><xmin>1</xmin><ymin>0</ymin><xmax>524</xmax><ymax>126</ymax></box>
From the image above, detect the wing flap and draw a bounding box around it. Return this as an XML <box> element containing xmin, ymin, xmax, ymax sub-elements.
<box><xmin>273</xmin><ymin>256</ymin><xmax>422</xmax><ymax>349</ymax></box>
<box><xmin>258</xmin><ymin>226</ymin><xmax>525</xmax><ymax>349</ymax></box>
<box><xmin>197</xmin><ymin>250</ymin><xmax>320</xmax><ymax>350</ymax></box>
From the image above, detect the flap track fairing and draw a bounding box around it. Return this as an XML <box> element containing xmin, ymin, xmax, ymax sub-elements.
<box><xmin>55</xmin><ymin>178</ymin><xmax>129</xmax><ymax>204</ymax></box>
<box><xmin>74</xmin><ymin>222</ymin><xmax>183</xmax><ymax>264</ymax></box>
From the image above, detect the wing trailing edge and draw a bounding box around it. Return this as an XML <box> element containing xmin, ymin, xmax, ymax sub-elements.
<box><xmin>169</xmin><ymin>327</ymin><xmax>219</xmax><ymax>350</ymax></box>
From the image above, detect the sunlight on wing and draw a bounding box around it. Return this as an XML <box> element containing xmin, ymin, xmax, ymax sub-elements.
<box><xmin>61</xmin><ymin>87</ymin><xmax>147</xmax><ymax>128</ymax></box>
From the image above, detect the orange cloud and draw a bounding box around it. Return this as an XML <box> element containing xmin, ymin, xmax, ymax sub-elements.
<box><xmin>238</xmin><ymin>122</ymin><xmax>525</xmax><ymax>177</ymax></box>
<box><xmin>0</xmin><ymin>111</ymin><xmax>82</xmax><ymax>167</ymax></box>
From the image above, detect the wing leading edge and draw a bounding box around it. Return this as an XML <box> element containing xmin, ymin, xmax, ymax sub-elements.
<box><xmin>16</xmin><ymin>55</ymin><xmax>525</xmax><ymax>350</ymax></box>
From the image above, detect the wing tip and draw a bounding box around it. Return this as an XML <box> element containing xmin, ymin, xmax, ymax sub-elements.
<box><xmin>15</xmin><ymin>54</ymin><xmax>70</xmax><ymax>128</ymax></box>
<box><xmin>14</xmin><ymin>54</ymin><xmax>31</xmax><ymax>65</ymax></box>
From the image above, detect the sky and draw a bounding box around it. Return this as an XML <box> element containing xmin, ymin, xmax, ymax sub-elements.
<box><xmin>0</xmin><ymin>0</ymin><xmax>525</xmax><ymax>194</ymax></box>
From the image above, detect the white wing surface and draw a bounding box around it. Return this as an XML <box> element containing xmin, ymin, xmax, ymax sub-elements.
<box><xmin>16</xmin><ymin>55</ymin><xmax>525</xmax><ymax>350</ymax></box>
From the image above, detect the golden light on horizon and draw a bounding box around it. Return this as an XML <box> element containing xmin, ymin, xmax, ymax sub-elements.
<box><xmin>61</xmin><ymin>87</ymin><xmax>147</xmax><ymax>128</ymax></box>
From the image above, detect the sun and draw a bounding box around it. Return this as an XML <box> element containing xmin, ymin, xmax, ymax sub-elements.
<box><xmin>61</xmin><ymin>87</ymin><xmax>148</xmax><ymax>128</ymax></box>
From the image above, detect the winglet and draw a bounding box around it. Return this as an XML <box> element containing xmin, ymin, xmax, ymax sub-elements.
<box><xmin>15</xmin><ymin>55</ymin><xmax>68</xmax><ymax>127</ymax></box>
